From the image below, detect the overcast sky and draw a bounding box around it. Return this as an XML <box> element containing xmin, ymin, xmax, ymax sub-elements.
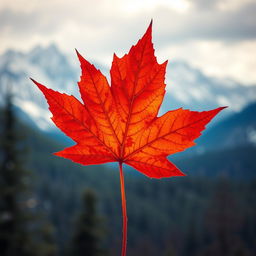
<box><xmin>1</xmin><ymin>0</ymin><xmax>256</xmax><ymax>84</ymax></box>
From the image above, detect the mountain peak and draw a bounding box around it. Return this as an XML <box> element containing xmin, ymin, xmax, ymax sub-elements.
<box><xmin>29</xmin><ymin>43</ymin><xmax>61</xmax><ymax>59</ymax></box>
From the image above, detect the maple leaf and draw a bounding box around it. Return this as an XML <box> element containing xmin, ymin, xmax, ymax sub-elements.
<box><xmin>31</xmin><ymin>22</ymin><xmax>224</xmax><ymax>178</ymax></box>
<box><xmin>31</xmin><ymin>21</ymin><xmax>225</xmax><ymax>256</ymax></box>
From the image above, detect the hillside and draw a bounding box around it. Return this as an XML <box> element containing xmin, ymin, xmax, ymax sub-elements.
<box><xmin>175</xmin><ymin>144</ymin><xmax>256</xmax><ymax>179</ymax></box>
<box><xmin>1</xmin><ymin>104</ymin><xmax>255</xmax><ymax>255</ymax></box>
<box><xmin>24</xmin><ymin>124</ymin><xmax>256</xmax><ymax>256</ymax></box>
<box><xmin>169</xmin><ymin>101</ymin><xmax>255</xmax><ymax>160</ymax></box>
<box><xmin>197</xmin><ymin>102</ymin><xmax>256</xmax><ymax>151</ymax></box>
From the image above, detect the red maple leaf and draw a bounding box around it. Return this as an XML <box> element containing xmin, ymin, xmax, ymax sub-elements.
<box><xmin>31</xmin><ymin>21</ymin><xmax>225</xmax><ymax>256</ymax></box>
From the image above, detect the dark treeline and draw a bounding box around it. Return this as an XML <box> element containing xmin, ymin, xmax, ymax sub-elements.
<box><xmin>0</xmin><ymin>92</ymin><xmax>57</xmax><ymax>256</ymax></box>
<box><xmin>0</xmin><ymin>94</ymin><xmax>256</xmax><ymax>256</ymax></box>
<box><xmin>68</xmin><ymin>189</ymin><xmax>107</xmax><ymax>256</ymax></box>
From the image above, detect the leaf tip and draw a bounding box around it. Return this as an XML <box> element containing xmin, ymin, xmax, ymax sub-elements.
<box><xmin>30</xmin><ymin>78</ymin><xmax>45</xmax><ymax>91</ymax></box>
<box><xmin>29</xmin><ymin>77</ymin><xmax>36</xmax><ymax>83</ymax></box>
<box><xmin>113</xmin><ymin>52</ymin><xmax>118</xmax><ymax>59</ymax></box>
<box><xmin>149</xmin><ymin>19</ymin><xmax>153</xmax><ymax>27</ymax></box>
<box><xmin>30</xmin><ymin>77</ymin><xmax>38</xmax><ymax>85</ymax></box>
<box><xmin>217</xmin><ymin>106</ymin><xmax>228</xmax><ymax>114</ymax></box>
<box><xmin>147</xmin><ymin>19</ymin><xmax>153</xmax><ymax>34</ymax></box>
<box><xmin>162</xmin><ymin>59</ymin><xmax>168</xmax><ymax>67</ymax></box>
<box><xmin>75</xmin><ymin>49</ymin><xmax>84</xmax><ymax>63</ymax></box>
<box><xmin>171</xmin><ymin>167</ymin><xmax>187</xmax><ymax>178</ymax></box>
<box><xmin>179</xmin><ymin>171</ymin><xmax>187</xmax><ymax>177</ymax></box>
<box><xmin>53</xmin><ymin>151</ymin><xmax>62</xmax><ymax>157</ymax></box>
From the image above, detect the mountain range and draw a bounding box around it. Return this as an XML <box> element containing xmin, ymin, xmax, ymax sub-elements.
<box><xmin>1</xmin><ymin>44</ymin><xmax>256</xmax><ymax>134</ymax></box>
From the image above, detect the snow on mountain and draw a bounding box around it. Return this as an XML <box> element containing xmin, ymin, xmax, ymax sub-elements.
<box><xmin>0</xmin><ymin>44</ymin><xmax>255</xmax><ymax>132</ymax></box>
<box><xmin>162</xmin><ymin>60</ymin><xmax>256</xmax><ymax>114</ymax></box>
<box><xmin>0</xmin><ymin>44</ymin><xmax>79</xmax><ymax>130</ymax></box>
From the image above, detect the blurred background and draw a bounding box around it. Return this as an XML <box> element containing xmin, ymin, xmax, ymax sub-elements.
<box><xmin>0</xmin><ymin>0</ymin><xmax>256</xmax><ymax>255</ymax></box>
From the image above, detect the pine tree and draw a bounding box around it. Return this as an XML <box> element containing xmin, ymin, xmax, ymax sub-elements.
<box><xmin>37</xmin><ymin>223</ymin><xmax>57</xmax><ymax>256</ymax></box>
<box><xmin>0</xmin><ymin>92</ymin><xmax>34</xmax><ymax>255</ymax></box>
<box><xmin>0</xmin><ymin>91</ymin><xmax>57</xmax><ymax>256</ymax></box>
<box><xmin>70</xmin><ymin>189</ymin><xmax>106</xmax><ymax>256</ymax></box>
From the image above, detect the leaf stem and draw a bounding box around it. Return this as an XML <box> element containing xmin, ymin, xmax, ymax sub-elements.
<box><xmin>119</xmin><ymin>162</ymin><xmax>127</xmax><ymax>256</ymax></box>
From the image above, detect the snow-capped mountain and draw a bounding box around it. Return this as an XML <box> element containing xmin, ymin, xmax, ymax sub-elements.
<box><xmin>0</xmin><ymin>44</ymin><xmax>79</xmax><ymax>130</ymax></box>
<box><xmin>0</xmin><ymin>44</ymin><xmax>255</xmax><ymax>132</ymax></box>
<box><xmin>162</xmin><ymin>61</ymin><xmax>256</xmax><ymax>113</ymax></box>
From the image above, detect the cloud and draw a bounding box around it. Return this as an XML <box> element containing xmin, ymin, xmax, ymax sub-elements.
<box><xmin>0</xmin><ymin>0</ymin><xmax>255</xmax><ymax>84</ymax></box>
<box><xmin>159</xmin><ymin>40</ymin><xmax>256</xmax><ymax>85</ymax></box>
<box><xmin>189</xmin><ymin>0</ymin><xmax>255</xmax><ymax>11</ymax></box>
<box><xmin>0</xmin><ymin>8</ymin><xmax>60</xmax><ymax>35</ymax></box>
<box><xmin>1</xmin><ymin>0</ymin><xmax>256</xmax><ymax>47</ymax></box>
<box><xmin>154</xmin><ymin>2</ymin><xmax>256</xmax><ymax>44</ymax></box>
<box><xmin>0</xmin><ymin>0</ymin><xmax>255</xmax><ymax>35</ymax></box>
